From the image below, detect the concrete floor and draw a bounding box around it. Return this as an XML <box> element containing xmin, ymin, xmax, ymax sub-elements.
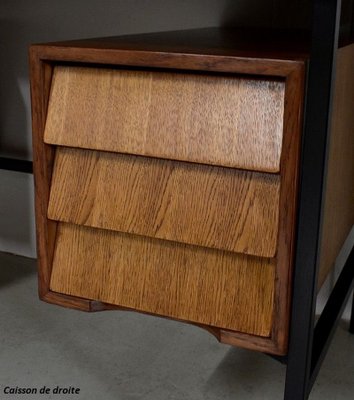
<box><xmin>0</xmin><ymin>252</ymin><xmax>353</xmax><ymax>400</ymax></box>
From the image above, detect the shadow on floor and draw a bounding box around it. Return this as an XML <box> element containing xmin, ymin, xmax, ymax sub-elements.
<box><xmin>0</xmin><ymin>252</ymin><xmax>36</xmax><ymax>288</ymax></box>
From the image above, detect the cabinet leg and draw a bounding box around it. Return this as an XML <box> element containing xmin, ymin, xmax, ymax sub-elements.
<box><xmin>284</xmin><ymin>364</ymin><xmax>310</xmax><ymax>400</ymax></box>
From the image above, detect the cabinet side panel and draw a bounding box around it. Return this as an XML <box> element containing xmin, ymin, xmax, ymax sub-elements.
<box><xmin>319</xmin><ymin>44</ymin><xmax>354</xmax><ymax>288</ymax></box>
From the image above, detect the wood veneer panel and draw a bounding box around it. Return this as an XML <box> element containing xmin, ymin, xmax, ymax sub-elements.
<box><xmin>44</xmin><ymin>66</ymin><xmax>285</xmax><ymax>173</ymax></box>
<box><xmin>48</xmin><ymin>147</ymin><xmax>280</xmax><ymax>257</ymax></box>
<box><xmin>319</xmin><ymin>44</ymin><xmax>354</xmax><ymax>287</ymax></box>
<box><xmin>50</xmin><ymin>223</ymin><xmax>276</xmax><ymax>336</ymax></box>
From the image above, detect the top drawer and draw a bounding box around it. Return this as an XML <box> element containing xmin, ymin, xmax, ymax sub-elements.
<box><xmin>44</xmin><ymin>66</ymin><xmax>285</xmax><ymax>173</ymax></box>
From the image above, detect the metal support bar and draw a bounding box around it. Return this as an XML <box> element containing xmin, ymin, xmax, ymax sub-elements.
<box><xmin>310</xmin><ymin>247</ymin><xmax>354</xmax><ymax>387</ymax></box>
<box><xmin>0</xmin><ymin>157</ymin><xmax>33</xmax><ymax>174</ymax></box>
<box><xmin>284</xmin><ymin>0</ymin><xmax>342</xmax><ymax>399</ymax></box>
<box><xmin>350</xmin><ymin>291</ymin><xmax>354</xmax><ymax>334</ymax></box>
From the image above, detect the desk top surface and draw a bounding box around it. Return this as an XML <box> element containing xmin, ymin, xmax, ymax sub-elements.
<box><xmin>33</xmin><ymin>27</ymin><xmax>311</xmax><ymax>62</ymax></box>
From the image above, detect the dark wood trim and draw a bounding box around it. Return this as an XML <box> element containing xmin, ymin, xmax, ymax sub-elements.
<box><xmin>43</xmin><ymin>291</ymin><xmax>92</xmax><ymax>311</ymax></box>
<box><xmin>29</xmin><ymin>51</ymin><xmax>57</xmax><ymax>299</ymax></box>
<box><xmin>274</xmin><ymin>65</ymin><xmax>306</xmax><ymax>353</ymax></box>
<box><xmin>31</xmin><ymin>44</ymin><xmax>304</xmax><ymax>78</ymax></box>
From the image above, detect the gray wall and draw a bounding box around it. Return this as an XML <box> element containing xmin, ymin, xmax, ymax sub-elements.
<box><xmin>0</xmin><ymin>0</ymin><xmax>311</xmax><ymax>258</ymax></box>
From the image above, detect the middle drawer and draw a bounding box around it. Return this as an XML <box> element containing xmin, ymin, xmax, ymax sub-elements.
<box><xmin>48</xmin><ymin>147</ymin><xmax>280</xmax><ymax>257</ymax></box>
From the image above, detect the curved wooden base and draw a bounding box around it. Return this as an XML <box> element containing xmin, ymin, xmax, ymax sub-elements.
<box><xmin>42</xmin><ymin>290</ymin><xmax>285</xmax><ymax>355</ymax></box>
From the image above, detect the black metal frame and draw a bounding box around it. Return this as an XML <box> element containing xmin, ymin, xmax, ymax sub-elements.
<box><xmin>350</xmin><ymin>291</ymin><xmax>354</xmax><ymax>334</ymax></box>
<box><xmin>310</xmin><ymin>248</ymin><xmax>354</xmax><ymax>386</ymax></box>
<box><xmin>284</xmin><ymin>0</ymin><xmax>354</xmax><ymax>399</ymax></box>
<box><xmin>0</xmin><ymin>157</ymin><xmax>33</xmax><ymax>174</ymax></box>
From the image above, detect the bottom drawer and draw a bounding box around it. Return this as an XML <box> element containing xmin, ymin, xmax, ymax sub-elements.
<box><xmin>50</xmin><ymin>222</ymin><xmax>276</xmax><ymax>337</ymax></box>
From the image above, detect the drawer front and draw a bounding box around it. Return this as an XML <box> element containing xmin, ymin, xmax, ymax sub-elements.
<box><xmin>44</xmin><ymin>66</ymin><xmax>285</xmax><ymax>173</ymax></box>
<box><xmin>50</xmin><ymin>223</ymin><xmax>276</xmax><ymax>336</ymax></box>
<box><xmin>48</xmin><ymin>147</ymin><xmax>280</xmax><ymax>257</ymax></box>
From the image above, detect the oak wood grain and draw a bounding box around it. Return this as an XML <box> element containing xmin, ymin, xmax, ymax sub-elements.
<box><xmin>44</xmin><ymin>66</ymin><xmax>285</xmax><ymax>173</ymax></box>
<box><xmin>215</xmin><ymin>65</ymin><xmax>305</xmax><ymax>355</ymax></box>
<box><xmin>43</xmin><ymin>291</ymin><xmax>92</xmax><ymax>311</ymax></box>
<box><xmin>48</xmin><ymin>147</ymin><xmax>280</xmax><ymax>257</ymax></box>
<box><xmin>50</xmin><ymin>222</ymin><xmax>276</xmax><ymax>336</ymax></box>
<box><xmin>319</xmin><ymin>44</ymin><xmax>354</xmax><ymax>287</ymax></box>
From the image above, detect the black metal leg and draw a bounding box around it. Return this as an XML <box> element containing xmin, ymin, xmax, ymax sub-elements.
<box><xmin>350</xmin><ymin>290</ymin><xmax>354</xmax><ymax>334</ymax></box>
<box><xmin>310</xmin><ymin>247</ymin><xmax>354</xmax><ymax>385</ymax></box>
<box><xmin>284</xmin><ymin>0</ymin><xmax>341</xmax><ymax>399</ymax></box>
<box><xmin>0</xmin><ymin>157</ymin><xmax>33</xmax><ymax>174</ymax></box>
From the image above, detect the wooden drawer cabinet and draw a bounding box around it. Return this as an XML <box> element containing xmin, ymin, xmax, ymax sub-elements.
<box><xmin>29</xmin><ymin>28</ymin><xmax>354</xmax><ymax>356</ymax></box>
